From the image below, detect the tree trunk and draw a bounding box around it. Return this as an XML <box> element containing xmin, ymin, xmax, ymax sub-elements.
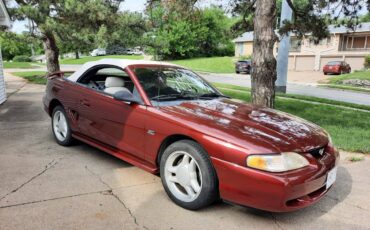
<box><xmin>251</xmin><ymin>0</ymin><xmax>278</xmax><ymax>108</ymax></box>
<box><xmin>42</xmin><ymin>32</ymin><xmax>60</xmax><ymax>73</ymax></box>
<box><xmin>75</xmin><ymin>50</ymin><xmax>80</xmax><ymax>59</ymax></box>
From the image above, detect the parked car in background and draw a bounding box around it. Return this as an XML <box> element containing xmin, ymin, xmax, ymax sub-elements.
<box><xmin>43</xmin><ymin>59</ymin><xmax>338</xmax><ymax>212</ymax></box>
<box><xmin>323</xmin><ymin>61</ymin><xmax>351</xmax><ymax>75</ymax></box>
<box><xmin>235</xmin><ymin>60</ymin><xmax>252</xmax><ymax>74</ymax></box>
<box><xmin>127</xmin><ymin>49</ymin><xmax>143</xmax><ymax>55</ymax></box>
<box><xmin>90</xmin><ymin>48</ymin><xmax>107</xmax><ymax>57</ymax></box>
<box><xmin>106</xmin><ymin>45</ymin><xmax>127</xmax><ymax>55</ymax></box>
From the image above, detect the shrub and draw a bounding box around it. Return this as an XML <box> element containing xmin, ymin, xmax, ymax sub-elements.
<box><xmin>364</xmin><ymin>55</ymin><xmax>370</xmax><ymax>69</ymax></box>
<box><xmin>13</xmin><ymin>55</ymin><xmax>32</xmax><ymax>62</ymax></box>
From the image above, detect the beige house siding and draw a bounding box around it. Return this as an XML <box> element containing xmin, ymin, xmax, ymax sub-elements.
<box><xmin>0</xmin><ymin>0</ymin><xmax>11</xmax><ymax>105</ymax></box>
<box><xmin>0</xmin><ymin>50</ymin><xmax>5</xmax><ymax>104</ymax></box>
<box><xmin>235</xmin><ymin>41</ymin><xmax>253</xmax><ymax>57</ymax></box>
<box><xmin>235</xmin><ymin>28</ymin><xmax>370</xmax><ymax>71</ymax></box>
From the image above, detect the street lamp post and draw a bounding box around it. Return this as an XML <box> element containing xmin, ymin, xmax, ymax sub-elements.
<box><xmin>276</xmin><ymin>0</ymin><xmax>293</xmax><ymax>93</ymax></box>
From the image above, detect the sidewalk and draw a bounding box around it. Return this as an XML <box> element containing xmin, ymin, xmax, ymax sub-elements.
<box><xmin>3</xmin><ymin>72</ymin><xmax>27</xmax><ymax>98</ymax></box>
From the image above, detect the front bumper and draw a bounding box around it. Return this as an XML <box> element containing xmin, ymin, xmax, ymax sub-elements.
<box><xmin>211</xmin><ymin>149</ymin><xmax>339</xmax><ymax>212</ymax></box>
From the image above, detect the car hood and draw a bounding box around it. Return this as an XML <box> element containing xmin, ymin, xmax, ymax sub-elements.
<box><xmin>160</xmin><ymin>99</ymin><xmax>328</xmax><ymax>153</ymax></box>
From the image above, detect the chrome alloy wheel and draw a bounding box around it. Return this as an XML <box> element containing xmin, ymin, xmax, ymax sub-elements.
<box><xmin>164</xmin><ymin>151</ymin><xmax>203</xmax><ymax>202</ymax></box>
<box><xmin>53</xmin><ymin>110</ymin><xmax>68</xmax><ymax>142</ymax></box>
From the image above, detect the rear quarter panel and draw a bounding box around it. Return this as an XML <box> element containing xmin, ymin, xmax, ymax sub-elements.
<box><xmin>44</xmin><ymin>77</ymin><xmax>81</xmax><ymax>132</ymax></box>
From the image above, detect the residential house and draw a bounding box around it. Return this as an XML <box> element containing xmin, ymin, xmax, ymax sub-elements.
<box><xmin>233</xmin><ymin>22</ymin><xmax>370</xmax><ymax>71</ymax></box>
<box><xmin>0</xmin><ymin>0</ymin><xmax>11</xmax><ymax>104</ymax></box>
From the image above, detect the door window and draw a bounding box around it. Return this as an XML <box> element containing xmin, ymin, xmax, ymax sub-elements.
<box><xmin>78</xmin><ymin>66</ymin><xmax>142</xmax><ymax>102</ymax></box>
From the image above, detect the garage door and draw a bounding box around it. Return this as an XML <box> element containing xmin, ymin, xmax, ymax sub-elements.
<box><xmin>320</xmin><ymin>56</ymin><xmax>342</xmax><ymax>71</ymax></box>
<box><xmin>288</xmin><ymin>56</ymin><xmax>295</xmax><ymax>70</ymax></box>
<box><xmin>295</xmin><ymin>56</ymin><xmax>315</xmax><ymax>71</ymax></box>
<box><xmin>0</xmin><ymin>51</ymin><xmax>6</xmax><ymax>104</ymax></box>
<box><xmin>345</xmin><ymin>56</ymin><xmax>365</xmax><ymax>71</ymax></box>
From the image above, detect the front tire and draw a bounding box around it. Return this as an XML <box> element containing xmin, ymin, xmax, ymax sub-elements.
<box><xmin>160</xmin><ymin>140</ymin><xmax>218</xmax><ymax>210</ymax></box>
<box><xmin>52</xmin><ymin>105</ymin><xmax>74</xmax><ymax>146</ymax></box>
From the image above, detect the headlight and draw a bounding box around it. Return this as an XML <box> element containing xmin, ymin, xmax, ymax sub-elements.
<box><xmin>246</xmin><ymin>152</ymin><xmax>309</xmax><ymax>172</ymax></box>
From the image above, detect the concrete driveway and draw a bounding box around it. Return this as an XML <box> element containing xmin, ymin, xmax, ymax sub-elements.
<box><xmin>1</xmin><ymin>75</ymin><xmax>370</xmax><ymax>230</ymax></box>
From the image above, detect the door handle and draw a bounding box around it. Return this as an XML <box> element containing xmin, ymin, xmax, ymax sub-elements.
<box><xmin>80</xmin><ymin>100</ymin><xmax>90</xmax><ymax>107</ymax></box>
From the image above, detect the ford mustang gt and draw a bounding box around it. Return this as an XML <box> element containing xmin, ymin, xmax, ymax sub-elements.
<box><xmin>43</xmin><ymin>59</ymin><xmax>339</xmax><ymax>212</ymax></box>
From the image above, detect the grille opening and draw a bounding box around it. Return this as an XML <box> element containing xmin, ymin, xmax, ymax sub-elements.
<box><xmin>286</xmin><ymin>185</ymin><xmax>326</xmax><ymax>207</ymax></box>
<box><xmin>309</xmin><ymin>146</ymin><xmax>327</xmax><ymax>158</ymax></box>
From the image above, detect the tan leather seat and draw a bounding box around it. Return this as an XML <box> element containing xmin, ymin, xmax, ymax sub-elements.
<box><xmin>104</xmin><ymin>77</ymin><xmax>131</xmax><ymax>95</ymax></box>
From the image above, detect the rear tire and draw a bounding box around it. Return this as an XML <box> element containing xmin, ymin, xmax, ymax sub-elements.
<box><xmin>236</xmin><ymin>71</ymin><xmax>240</xmax><ymax>74</ymax></box>
<box><xmin>160</xmin><ymin>140</ymin><xmax>218</xmax><ymax>210</ymax></box>
<box><xmin>52</xmin><ymin>105</ymin><xmax>74</xmax><ymax>146</ymax></box>
<box><xmin>323</xmin><ymin>72</ymin><xmax>327</xmax><ymax>75</ymax></box>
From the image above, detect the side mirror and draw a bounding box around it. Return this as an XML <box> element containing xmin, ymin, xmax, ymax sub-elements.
<box><xmin>113</xmin><ymin>90</ymin><xmax>141</xmax><ymax>104</ymax></box>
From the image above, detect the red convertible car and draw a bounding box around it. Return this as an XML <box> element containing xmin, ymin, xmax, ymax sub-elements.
<box><xmin>43</xmin><ymin>59</ymin><xmax>339</xmax><ymax>212</ymax></box>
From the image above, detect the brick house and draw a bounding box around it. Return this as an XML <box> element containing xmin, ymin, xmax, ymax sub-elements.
<box><xmin>0</xmin><ymin>0</ymin><xmax>11</xmax><ymax>104</ymax></box>
<box><xmin>234</xmin><ymin>22</ymin><xmax>370</xmax><ymax>71</ymax></box>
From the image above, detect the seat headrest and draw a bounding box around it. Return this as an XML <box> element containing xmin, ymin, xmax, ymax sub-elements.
<box><xmin>105</xmin><ymin>77</ymin><xmax>125</xmax><ymax>88</ymax></box>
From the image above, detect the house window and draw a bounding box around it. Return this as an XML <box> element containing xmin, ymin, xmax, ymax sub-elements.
<box><xmin>343</xmin><ymin>35</ymin><xmax>370</xmax><ymax>50</ymax></box>
<box><xmin>289</xmin><ymin>38</ymin><xmax>302</xmax><ymax>52</ymax></box>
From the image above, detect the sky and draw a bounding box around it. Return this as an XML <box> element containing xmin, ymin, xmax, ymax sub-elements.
<box><xmin>11</xmin><ymin>0</ymin><xmax>230</xmax><ymax>34</ymax></box>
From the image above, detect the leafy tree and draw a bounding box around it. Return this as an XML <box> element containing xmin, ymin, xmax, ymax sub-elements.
<box><xmin>108</xmin><ymin>12</ymin><xmax>147</xmax><ymax>49</ymax></box>
<box><xmin>199</xmin><ymin>7</ymin><xmax>235</xmax><ymax>57</ymax></box>
<box><xmin>360</xmin><ymin>12</ymin><xmax>370</xmax><ymax>22</ymax></box>
<box><xmin>146</xmin><ymin>1</ymin><xmax>234</xmax><ymax>59</ymax></box>
<box><xmin>8</xmin><ymin>0</ymin><xmax>123</xmax><ymax>73</ymax></box>
<box><xmin>230</xmin><ymin>0</ymin><xmax>370</xmax><ymax>108</ymax></box>
<box><xmin>0</xmin><ymin>31</ymin><xmax>32</xmax><ymax>61</ymax></box>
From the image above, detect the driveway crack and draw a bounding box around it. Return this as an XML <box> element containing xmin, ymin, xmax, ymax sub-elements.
<box><xmin>0</xmin><ymin>157</ymin><xmax>63</xmax><ymax>202</ymax></box>
<box><xmin>85</xmin><ymin>166</ymin><xmax>150</xmax><ymax>230</ymax></box>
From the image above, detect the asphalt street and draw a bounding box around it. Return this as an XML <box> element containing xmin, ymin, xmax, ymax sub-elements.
<box><xmin>199</xmin><ymin>73</ymin><xmax>370</xmax><ymax>106</ymax></box>
<box><xmin>0</xmin><ymin>74</ymin><xmax>369</xmax><ymax>230</ymax></box>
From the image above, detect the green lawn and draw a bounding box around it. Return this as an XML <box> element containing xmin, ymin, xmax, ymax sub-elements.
<box><xmin>328</xmin><ymin>70</ymin><xmax>370</xmax><ymax>83</ymax></box>
<box><xmin>3</xmin><ymin>62</ymin><xmax>35</xmax><ymax>69</ymax></box>
<box><xmin>323</xmin><ymin>70</ymin><xmax>370</xmax><ymax>93</ymax></box>
<box><xmin>170</xmin><ymin>56</ymin><xmax>236</xmax><ymax>73</ymax></box>
<box><xmin>60</xmin><ymin>55</ymin><xmax>144</xmax><ymax>65</ymax></box>
<box><xmin>217</xmin><ymin>84</ymin><xmax>370</xmax><ymax>153</ymax></box>
<box><xmin>12</xmin><ymin>71</ymin><xmax>47</xmax><ymax>84</ymax></box>
<box><xmin>13</xmin><ymin>71</ymin><xmax>370</xmax><ymax>153</ymax></box>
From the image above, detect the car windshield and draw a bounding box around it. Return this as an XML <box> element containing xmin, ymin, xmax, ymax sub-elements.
<box><xmin>134</xmin><ymin>67</ymin><xmax>224</xmax><ymax>103</ymax></box>
<box><xmin>327</xmin><ymin>61</ymin><xmax>341</xmax><ymax>66</ymax></box>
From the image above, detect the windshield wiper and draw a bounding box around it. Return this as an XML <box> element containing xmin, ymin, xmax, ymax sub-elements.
<box><xmin>150</xmin><ymin>94</ymin><xmax>179</xmax><ymax>101</ymax></box>
<box><xmin>151</xmin><ymin>93</ymin><xmax>198</xmax><ymax>101</ymax></box>
<box><xmin>151</xmin><ymin>92</ymin><xmax>229</xmax><ymax>101</ymax></box>
<box><xmin>198</xmin><ymin>92</ymin><xmax>230</xmax><ymax>99</ymax></box>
